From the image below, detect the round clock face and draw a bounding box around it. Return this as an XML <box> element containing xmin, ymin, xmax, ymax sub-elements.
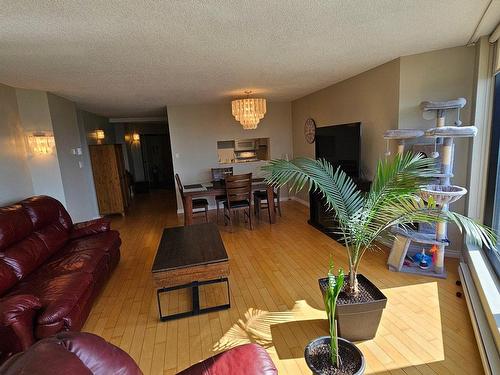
<box><xmin>304</xmin><ymin>118</ymin><xmax>316</xmax><ymax>144</ymax></box>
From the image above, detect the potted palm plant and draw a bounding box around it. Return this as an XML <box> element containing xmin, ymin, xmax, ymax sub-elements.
<box><xmin>264</xmin><ymin>152</ymin><xmax>496</xmax><ymax>341</ymax></box>
<box><xmin>305</xmin><ymin>260</ymin><xmax>365</xmax><ymax>375</ymax></box>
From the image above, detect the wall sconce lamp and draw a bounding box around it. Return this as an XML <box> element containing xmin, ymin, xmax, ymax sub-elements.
<box><xmin>27</xmin><ymin>132</ymin><xmax>56</xmax><ymax>155</ymax></box>
<box><xmin>95</xmin><ymin>129</ymin><xmax>105</xmax><ymax>141</ymax></box>
<box><xmin>132</xmin><ymin>132</ymin><xmax>140</xmax><ymax>143</ymax></box>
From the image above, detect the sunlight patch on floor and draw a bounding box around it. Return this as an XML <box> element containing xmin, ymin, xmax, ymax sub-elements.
<box><xmin>213</xmin><ymin>282</ymin><xmax>444</xmax><ymax>374</ymax></box>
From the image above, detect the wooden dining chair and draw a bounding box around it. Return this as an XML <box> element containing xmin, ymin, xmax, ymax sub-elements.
<box><xmin>253</xmin><ymin>187</ymin><xmax>281</xmax><ymax>223</ymax></box>
<box><xmin>175</xmin><ymin>174</ymin><xmax>209</xmax><ymax>223</ymax></box>
<box><xmin>211</xmin><ymin>167</ymin><xmax>233</xmax><ymax>223</ymax></box>
<box><xmin>223</xmin><ymin>173</ymin><xmax>252</xmax><ymax>230</ymax></box>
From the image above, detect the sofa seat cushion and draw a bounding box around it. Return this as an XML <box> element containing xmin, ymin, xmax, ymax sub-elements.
<box><xmin>9</xmin><ymin>272</ymin><xmax>93</xmax><ymax>326</ymax></box>
<box><xmin>66</xmin><ymin>231</ymin><xmax>121</xmax><ymax>255</ymax></box>
<box><xmin>41</xmin><ymin>249</ymin><xmax>109</xmax><ymax>277</ymax></box>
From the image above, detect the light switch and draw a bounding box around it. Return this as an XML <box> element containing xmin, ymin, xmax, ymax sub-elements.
<box><xmin>78</xmin><ymin>161</ymin><xmax>84</xmax><ymax>169</ymax></box>
<box><xmin>71</xmin><ymin>148</ymin><xmax>77</xmax><ymax>155</ymax></box>
<box><xmin>76</xmin><ymin>147</ymin><xmax>82</xmax><ymax>155</ymax></box>
<box><xmin>175</xmin><ymin>153</ymin><xmax>180</xmax><ymax>158</ymax></box>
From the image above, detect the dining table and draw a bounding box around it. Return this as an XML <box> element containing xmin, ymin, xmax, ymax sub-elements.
<box><xmin>182</xmin><ymin>178</ymin><xmax>276</xmax><ymax>225</ymax></box>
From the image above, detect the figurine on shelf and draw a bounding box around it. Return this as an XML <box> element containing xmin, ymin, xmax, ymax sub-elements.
<box><xmin>413</xmin><ymin>249</ymin><xmax>432</xmax><ymax>270</ymax></box>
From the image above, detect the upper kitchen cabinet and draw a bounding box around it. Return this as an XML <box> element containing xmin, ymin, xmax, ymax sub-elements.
<box><xmin>216</xmin><ymin>137</ymin><xmax>270</xmax><ymax>164</ymax></box>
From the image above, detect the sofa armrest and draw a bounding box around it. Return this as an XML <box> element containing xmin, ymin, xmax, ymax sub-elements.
<box><xmin>70</xmin><ymin>218</ymin><xmax>111</xmax><ymax>239</ymax></box>
<box><xmin>0</xmin><ymin>295</ymin><xmax>41</xmax><ymax>350</ymax></box>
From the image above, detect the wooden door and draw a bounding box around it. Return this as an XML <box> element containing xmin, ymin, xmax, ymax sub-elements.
<box><xmin>89</xmin><ymin>145</ymin><xmax>125</xmax><ymax>215</ymax></box>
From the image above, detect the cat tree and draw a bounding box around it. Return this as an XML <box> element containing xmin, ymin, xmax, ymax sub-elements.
<box><xmin>385</xmin><ymin>98</ymin><xmax>477</xmax><ymax>278</ymax></box>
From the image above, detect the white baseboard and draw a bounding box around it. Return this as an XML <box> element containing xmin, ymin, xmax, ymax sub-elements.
<box><xmin>459</xmin><ymin>261</ymin><xmax>500</xmax><ymax>375</ymax></box>
<box><xmin>290</xmin><ymin>196</ymin><xmax>310</xmax><ymax>207</ymax></box>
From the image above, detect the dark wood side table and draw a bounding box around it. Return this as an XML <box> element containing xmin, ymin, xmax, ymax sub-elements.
<box><xmin>151</xmin><ymin>223</ymin><xmax>230</xmax><ymax>321</ymax></box>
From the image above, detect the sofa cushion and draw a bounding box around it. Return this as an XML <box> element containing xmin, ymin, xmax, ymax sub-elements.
<box><xmin>0</xmin><ymin>261</ymin><xmax>17</xmax><ymax>295</ymax></box>
<box><xmin>0</xmin><ymin>205</ymin><xmax>33</xmax><ymax>251</ymax></box>
<box><xmin>20</xmin><ymin>196</ymin><xmax>72</xmax><ymax>232</ymax></box>
<box><xmin>66</xmin><ymin>231</ymin><xmax>121</xmax><ymax>255</ymax></box>
<box><xmin>0</xmin><ymin>332</ymin><xmax>143</xmax><ymax>375</ymax></box>
<box><xmin>41</xmin><ymin>249</ymin><xmax>109</xmax><ymax>276</ymax></box>
<box><xmin>10</xmin><ymin>272</ymin><xmax>93</xmax><ymax>326</ymax></box>
<box><xmin>177</xmin><ymin>343</ymin><xmax>278</xmax><ymax>375</ymax></box>
<box><xmin>1</xmin><ymin>236</ymin><xmax>49</xmax><ymax>280</ymax></box>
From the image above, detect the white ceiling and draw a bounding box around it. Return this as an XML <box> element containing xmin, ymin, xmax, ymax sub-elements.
<box><xmin>1</xmin><ymin>1</ymin><xmax>498</xmax><ymax>117</ymax></box>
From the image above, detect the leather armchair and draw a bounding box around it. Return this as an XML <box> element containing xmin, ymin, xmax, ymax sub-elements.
<box><xmin>177</xmin><ymin>343</ymin><xmax>278</xmax><ymax>375</ymax></box>
<box><xmin>0</xmin><ymin>332</ymin><xmax>142</xmax><ymax>375</ymax></box>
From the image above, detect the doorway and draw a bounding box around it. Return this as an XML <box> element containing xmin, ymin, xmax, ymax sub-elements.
<box><xmin>141</xmin><ymin>134</ymin><xmax>175</xmax><ymax>189</ymax></box>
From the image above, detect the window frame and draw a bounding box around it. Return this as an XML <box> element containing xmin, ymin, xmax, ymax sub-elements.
<box><xmin>483</xmin><ymin>73</ymin><xmax>500</xmax><ymax>279</ymax></box>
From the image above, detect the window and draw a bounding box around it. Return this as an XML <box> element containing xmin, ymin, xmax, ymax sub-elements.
<box><xmin>484</xmin><ymin>73</ymin><xmax>500</xmax><ymax>278</ymax></box>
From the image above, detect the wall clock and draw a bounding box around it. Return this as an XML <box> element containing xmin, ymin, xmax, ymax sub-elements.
<box><xmin>304</xmin><ymin>118</ymin><xmax>316</xmax><ymax>144</ymax></box>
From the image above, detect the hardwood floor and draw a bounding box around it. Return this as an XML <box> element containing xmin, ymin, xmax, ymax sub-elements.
<box><xmin>83</xmin><ymin>190</ymin><xmax>484</xmax><ymax>374</ymax></box>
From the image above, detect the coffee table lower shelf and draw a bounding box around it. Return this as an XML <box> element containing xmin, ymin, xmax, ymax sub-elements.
<box><xmin>156</xmin><ymin>277</ymin><xmax>230</xmax><ymax>321</ymax></box>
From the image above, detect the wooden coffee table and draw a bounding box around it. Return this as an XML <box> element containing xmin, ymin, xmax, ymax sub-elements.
<box><xmin>151</xmin><ymin>223</ymin><xmax>230</xmax><ymax>321</ymax></box>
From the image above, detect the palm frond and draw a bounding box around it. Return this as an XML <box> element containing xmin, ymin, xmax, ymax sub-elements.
<box><xmin>263</xmin><ymin>158</ymin><xmax>363</xmax><ymax>227</ymax></box>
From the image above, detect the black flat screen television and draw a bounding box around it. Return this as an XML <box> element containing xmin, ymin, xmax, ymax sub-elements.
<box><xmin>315</xmin><ymin>122</ymin><xmax>361</xmax><ymax>179</ymax></box>
<box><xmin>310</xmin><ymin>122</ymin><xmax>364</xmax><ymax>239</ymax></box>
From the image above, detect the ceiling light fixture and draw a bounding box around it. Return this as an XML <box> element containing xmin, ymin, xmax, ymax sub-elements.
<box><xmin>231</xmin><ymin>91</ymin><xmax>266</xmax><ymax>130</ymax></box>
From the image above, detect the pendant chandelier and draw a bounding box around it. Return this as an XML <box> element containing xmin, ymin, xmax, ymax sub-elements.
<box><xmin>231</xmin><ymin>91</ymin><xmax>267</xmax><ymax>130</ymax></box>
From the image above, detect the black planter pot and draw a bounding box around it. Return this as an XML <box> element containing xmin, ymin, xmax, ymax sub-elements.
<box><xmin>319</xmin><ymin>274</ymin><xmax>387</xmax><ymax>341</ymax></box>
<box><xmin>304</xmin><ymin>336</ymin><xmax>365</xmax><ymax>375</ymax></box>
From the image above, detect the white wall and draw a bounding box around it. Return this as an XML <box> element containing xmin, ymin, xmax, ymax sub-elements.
<box><xmin>47</xmin><ymin>94</ymin><xmax>99</xmax><ymax>222</ymax></box>
<box><xmin>0</xmin><ymin>84</ymin><xmax>33</xmax><ymax>204</ymax></box>
<box><xmin>168</xmin><ymin>101</ymin><xmax>293</xmax><ymax>209</ymax></box>
<box><xmin>15</xmin><ymin>89</ymin><xmax>66</xmax><ymax>205</ymax></box>
<box><xmin>76</xmin><ymin>110</ymin><xmax>101</xmax><ymax>218</ymax></box>
<box><xmin>398</xmin><ymin>46</ymin><xmax>476</xmax><ymax>253</ymax></box>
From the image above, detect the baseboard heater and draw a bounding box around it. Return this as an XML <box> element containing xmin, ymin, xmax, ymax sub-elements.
<box><xmin>458</xmin><ymin>262</ymin><xmax>500</xmax><ymax>375</ymax></box>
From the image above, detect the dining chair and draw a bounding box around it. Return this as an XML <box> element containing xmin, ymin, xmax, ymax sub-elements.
<box><xmin>211</xmin><ymin>167</ymin><xmax>233</xmax><ymax>223</ymax></box>
<box><xmin>253</xmin><ymin>187</ymin><xmax>282</xmax><ymax>223</ymax></box>
<box><xmin>223</xmin><ymin>173</ymin><xmax>252</xmax><ymax>230</ymax></box>
<box><xmin>175</xmin><ymin>174</ymin><xmax>209</xmax><ymax>223</ymax></box>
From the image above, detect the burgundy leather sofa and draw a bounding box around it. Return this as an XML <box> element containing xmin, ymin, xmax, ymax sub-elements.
<box><xmin>0</xmin><ymin>332</ymin><xmax>142</xmax><ymax>375</ymax></box>
<box><xmin>0</xmin><ymin>196</ymin><xmax>121</xmax><ymax>362</ymax></box>
<box><xmin>178</xmin><ymin>343</ymin><xmax>278</xmax><ymax>375</ymax></box>
<box><xmin>0</xmin><ymin>332</ymin><xmax>277</xmax><ymax>375</ymax></box>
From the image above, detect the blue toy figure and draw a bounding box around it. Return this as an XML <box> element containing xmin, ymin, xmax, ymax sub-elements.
<box><xmin>413</xmin><ymin>249</ymin><xmax>432</xmax><ymax>270</ymax></box>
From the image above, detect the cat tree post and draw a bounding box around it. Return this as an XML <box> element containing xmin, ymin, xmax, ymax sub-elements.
<box><xmin>386</xmin><ymin>97</ymin><xmax>475</xmax><ymax>278</ymax></box>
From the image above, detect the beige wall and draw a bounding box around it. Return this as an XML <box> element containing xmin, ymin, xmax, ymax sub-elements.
<box><xmin>168</xmin><ymin>101</ymin><xmax>293</xmax><ymax>210</ymax></box>
<box><xmin>291</xmin><ymin>59</ymin><xmax>401</xmax><ymax>201</ymax></box>
<box><xmin>0</xmin><ymin>83</ymin><xmax>33</xmax><ymax>204</ymax></box>
<box><xmin>15</xmin><ymin>89</ymin><xmax>67</xmax><ymax>205</ymax></box>
<box><xmin>398</xmin><ymin>46</ymin><xmax>476</xmax><ymax>253</ymax></box>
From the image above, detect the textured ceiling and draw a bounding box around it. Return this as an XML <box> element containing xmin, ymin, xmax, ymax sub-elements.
<box><xmin>0</xmin><ymin>1</ymin><xmax>498</xmax><ymax>117</ymax></box>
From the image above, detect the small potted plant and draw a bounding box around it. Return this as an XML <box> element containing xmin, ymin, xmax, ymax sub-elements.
<box><xmin>305</xmin><ymin>260</ymin><xmax>365</xmax><ymax>375</ymax></box>
<box><xmin>264</xmin><ymin>153</ymin><xmax>497</xmax><ymax>341</ymax></box>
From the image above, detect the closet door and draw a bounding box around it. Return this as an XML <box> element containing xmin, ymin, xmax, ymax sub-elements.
<box><xmin>89</xmin><ymin>145</ymin><xmax>125</xmax><ymax>215</ymax></box>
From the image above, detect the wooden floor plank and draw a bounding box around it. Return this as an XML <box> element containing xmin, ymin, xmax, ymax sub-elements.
<box><xmin>82</xmin><ymin>191</ymin><xmax>483</xmax><ymax>374</ymax></box>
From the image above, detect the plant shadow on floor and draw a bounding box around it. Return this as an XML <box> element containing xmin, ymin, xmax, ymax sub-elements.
<box><xmin>213</xmin><ymin>300</ymin><xmax>328</xmax><ymax>358</ymax></box>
